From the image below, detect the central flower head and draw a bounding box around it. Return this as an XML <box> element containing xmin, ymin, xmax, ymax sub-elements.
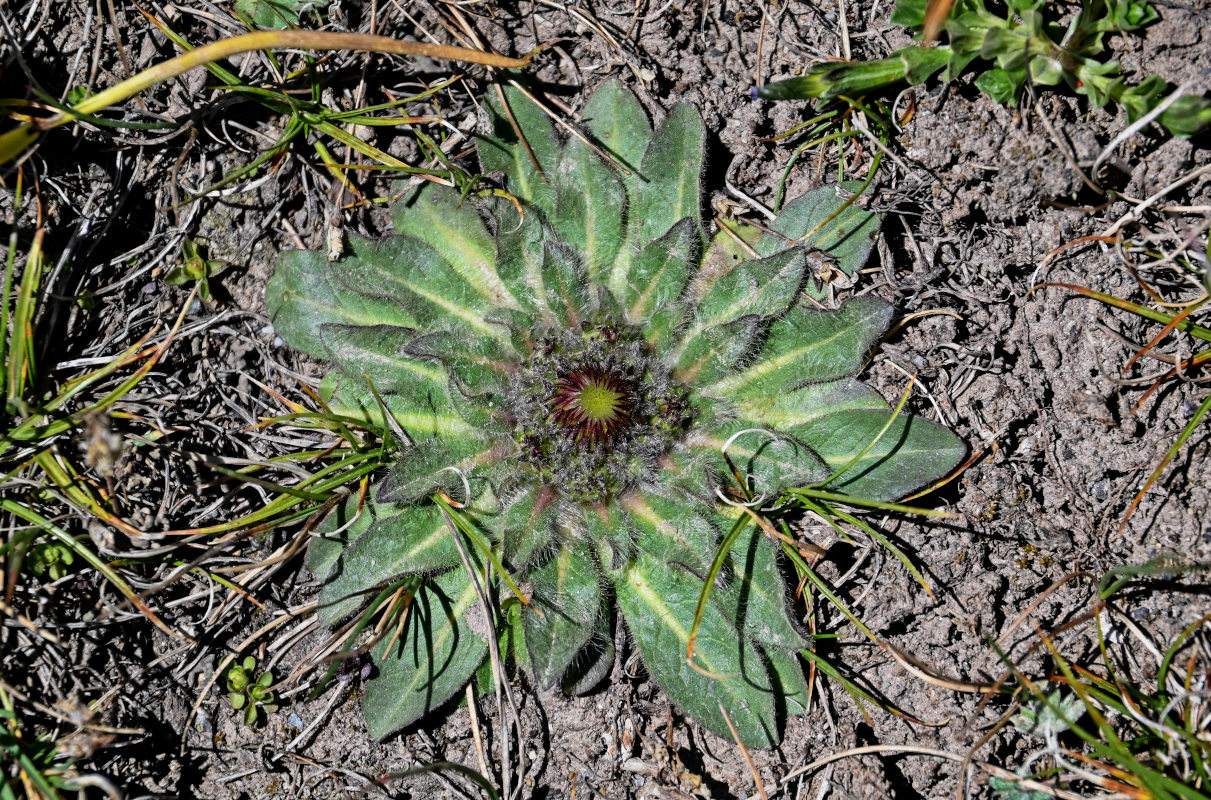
<box><xmin>508</xmin><ymin>321</ymin><xmax>692</xmax><ymax>503</ymax></box>
<box><xmin>549</xmin><ymin>365</ymin><xmax>635</xmax><ymax>443</ymax></box>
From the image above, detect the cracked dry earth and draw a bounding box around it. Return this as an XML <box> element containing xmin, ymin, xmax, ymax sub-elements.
<box><xmin>1</xmin><ymin>0</ymin><xmax>1209</xmax><ymax>797</ymax></box>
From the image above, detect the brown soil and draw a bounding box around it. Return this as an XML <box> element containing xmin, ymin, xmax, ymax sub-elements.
<box><xmin>2</xmin><ymin>0</ymin><xmax>1209</xmax><ymax>798</ymax></box>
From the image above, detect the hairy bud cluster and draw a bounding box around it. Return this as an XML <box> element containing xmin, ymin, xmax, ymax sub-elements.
<box><xmin>504</xmin><ymin>319</ymin><xmax>692</xmax><ymax>502</ymax></box>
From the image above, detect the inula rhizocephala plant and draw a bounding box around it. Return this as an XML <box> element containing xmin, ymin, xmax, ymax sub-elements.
<box><xmin>266</xmin><ymin>81</ymin><xmax>965</xmax><ymax>746</ymax></box>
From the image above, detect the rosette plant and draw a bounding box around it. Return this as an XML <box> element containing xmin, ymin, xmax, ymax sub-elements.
<box><xmin>267</xmin><ymin>81</ymin><xmax>964</xmax><ymax>746</ymax></box>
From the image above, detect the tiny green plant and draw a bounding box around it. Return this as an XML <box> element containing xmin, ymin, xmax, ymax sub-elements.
<box><xmin>1010</xmin><ymin>690</ymin><xmax>1085</xmax><ymax>741</ymax></box>
<box><xmin>224</xmin><ymin>657</ymin><xmax>277</xmax><ymax>726</ymax></box>
<box><xmin>25</xmin><ymin>542</ymin><xmax>74</xmax><ymax>582</ymax></box>
<box><xmin>988</xmin><ymin>775</ymin><xmax>1053</xmax><ymax>800</ymax></box>
<box><xmin>163</xmin><ymin>240</ymin><xmax>229</xmax><ymax>305</ymax></box>
<box><xmin>756</xmin><ymin>0</ymin><xmax>1211</xmax><ymax>138</ymax></box>
<box><xmin>268</xmin><ymin>81</ymin><xmax>965</xmax><ymax>745</ymax></box>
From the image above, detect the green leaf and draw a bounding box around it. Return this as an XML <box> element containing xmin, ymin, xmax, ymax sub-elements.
<box><xmin>763</xmin><ymin>646</ymin><xmax>811</xmax><ymax>718</ymax></box>
<box><xmin>1159</xmin><ymin>94</ymin><xmax>1211</xmax><ymax>138</ymax></box>
<box><xmin>789</xmin><ymin>409</ymin><xmax>967</xmax><ymax>499</ymax></box>
<box><xmin>613</xmin><ymin>550</ymin><xmax>780</xmax><ymax>747</ymax></box>
<box><xmin>552</xmin><ymin>138</ymin><xmax>627</xmax><ymax>288</ymax></box>
<box><xmin>235</xmin><ymin>0</ymin><xmax>316</xmax><ymax>28</ymax></box>
<box><xmin>718</xmin><ymin>528</ymin><xmax>810</xmax><ymax>650</ymax></box>
<box><xmin>228</xmin><ymin>669</ymin><xmax>249</xmax><ymax>692</ymax></box>
<box><xmin>489</xmin><ymin>198</ymin><xmax>551</xmax><ymax>320</ymax></box>
<box><xmin>378</xmin><ymin>438</ymin><xmax>516</xmax><ymax>505</ymax></box>
<box><xmin>1028</xmin><ymin>55</ymin><xmax>1064</xmax><ymax>86</ymax></box>
<box><xmin>754</xmin><ymin>47</ymin><xmax>949</xmax><ymax>101</ymax></box>
<box><xmin>523</xmin><ymin>539</ymin><xmax>604</xmax><ymax>687</ymax></box>
<box><xmin>889</xmin><ymin>0</ymin><xmax>928</xmax><ymax>27</ymax></box>
<box><xmin>65</xmin><ymin>85</ymin><xmax>91</xmax><ymax>105</ymax></box>
<box><xmin>391</xmin><ymin>184</ymin><xmax>521</xmax><ymax>314</ymax></box>
<box><xmin>267</xmin><ymin>249</ymin><xmax>417</xmax><ymax>358</ymax></box>
<box><xmin>315</xmin><ymin>324</ymin><xmax>484</xmax><ymax>444</ymax></box>
<box><xmin>562</xmin><ymin>621</ymin><xmax>615</xmax><ymax>695</ymax></box>
<box><xmin>673</xmin><ymin>315</ymin><xmax>762</xmax><ymax>386</ymax></box>
<box><xmin>268</xmin><ymin>228</ymin><xmax>517</xmax><ymax>366</ymax></box>
<box><xmin>499</xmin><ymin>485</ymin><xmax>561</xmax><ymax>569</ymax></box>
<box><xmin>402</xmin><ymin>330</ymin><xmax>515</xmax><ymax>397</ymax></box>
<box><xmin>610</xmin><ymin>103</ymin><xmax>706</xmax><ymax>297</ymax></box>
<box><xmin>480</xmin><ymin>85</ymin><xmax>560</xmax><ymax>216</ymax></box>
<box><xmin>365</xmin><ymin>568</ymin><xmax>488</xmax><ymax>740</ymax></box>
<box><xmin>732</xmin><ymin>377</ymin><xmax>894</xmax><ymax>430</ymax></box>
<box><xmin>335</xmin><ymin>234</ymin><xmax>513</xmax><ymax>344</ymax></box>
<box><xmin>684</xmin><ymin>423</ymin><xmax>830</xmax><ymax>497</ymax></box>
<box><xmin>1109</xmin><ymin>0</ymin><xmax>1158</xmax><ymax>30</ymax></box>
<box><xmin>621</xmin><ymin>492</ymin><xmax>718</xmax><ymax>575</ymax></box>
<box><xmin>988</xmin><ymin>776</ymin><xmax>1052</xmax><ymax>800</ymax></box>
<box><xmin>899</xmin><ymin>46</ymin><xmax>952</xmax><ymax>84</ymax></box>
<box><xmin>701</xmin><ymin>297</ymin><xmax>892</xmax><ymax>401</ymax></box>
<box><xmin>582</xmin><ymin>502</ymin><xmax>634</xmax><ymax>571</ymax></box>
<box><xmin>635</xmin><ymin>103</ymin><xmax>706</xmax><ymax>245</ymax></box>
<box><xmin>317</xmin><ymin>323</ymin><xmax>440</xmax><ymax>396</ymax></box>
<box><xmin>757</xmin><ymin>184</ymin><xmax>883</xmax><ymax>299</ymax></box>
<box><xmin>317</xmin><ymin>503</ymin><xmax>462</xmax><ymax>624</ymax></box>
<box><xmin>976</xmin><ymin>68</ymin><xmax>1026</xmax><ymax>104</ymax></box>
<box><xmin>981</xmin><ymin>28</ymin><xmax>1027</xmax><ymax>67</ymax></box>
<box><xmin>539</xmin><ymin>241</ymin><xmax>591</xmax><ymax>327</ymax></box>
<box><xmin>622</xmin><ymin>218</ymin><xmax>696</xmax><ymax>325</ymax></box>
<box><xmin>1006</xmin><ymin>0</ymin><xmax>1044</xmax><ymax>14</ymax></box>
<box><xmin>582</xmin><ymin>79</ymin><xmax>653</xmax><ymax>172</ymax></box>
<box><xmin>676</xmin><ymin>248</ymin><xmax>808</xmax><ymax>366</ymax></box>
<box><xmin>944</xmin><ymin>47</ymin><xmax>982</xmax><ymax>81</ymax></box>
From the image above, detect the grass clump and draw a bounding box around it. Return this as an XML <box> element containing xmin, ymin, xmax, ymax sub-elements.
<box><xmin>989</xmin><ymin>560</ymin><xmax>1211</xmax><ymax>799</ymax></box>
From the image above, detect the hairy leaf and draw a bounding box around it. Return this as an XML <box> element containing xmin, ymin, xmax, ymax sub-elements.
<box><xmin>365</xmin><ymin>568</ymin><xmax>488</xmax><ymax>739</ymax></box>
<box><xmin>523</xmin><ymin>539</ymin><xmax>604</xmax><ymax>687</ymax></box>
<box><xmin>318</xmin><ymin>503</ymin><xmax>462</xmax><ymax>624</ymax></box>
<box><xmin>614</xmin><ymin>550</ymin><xmax>779</xmax><ymax>747</ymax></box>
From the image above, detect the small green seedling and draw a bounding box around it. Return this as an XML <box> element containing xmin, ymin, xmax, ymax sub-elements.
<box><xmin>224</xmin><ymin>657</ymin><xmax>277</xmax><ymax>725</ymax></box>
<box><xmin>26</xmin><ymin>541</ymin><xmax>75</xmax><ymax>581</ymax></box>
<box><xmin>1011</xmin><ymin>690</ymin><xmax>1084</xmax><ymax>741</ymax></box>
<box><xmin>988</xmin><ymin>775</ymin><xmax>1053</xmax><ymax>800</ymax></box>
<box><xmin>64</xmin><ymin>86</ymin><xmax>90</xmax><ymax>106</ymax></box>
<box><xmin>163</xmin><ymin>240</ymin><xmax>229</xmax><ymax>305</ymax></box>
<box><xmin>757</xmin><ymin>0</ymin><xmax>1211</xmax><ymax>138</ymax></box>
